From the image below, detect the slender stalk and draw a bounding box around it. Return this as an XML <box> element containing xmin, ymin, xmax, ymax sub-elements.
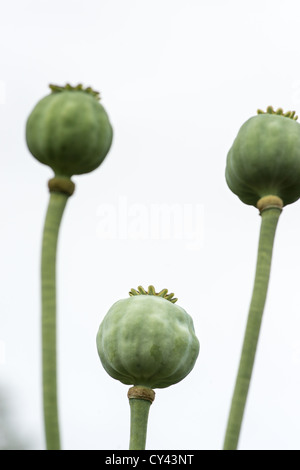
<box><xmin>41</xmin><ymin>184</ymin><xmax>72</xmax><ymax>450</ymax></box>
<box><xmin>129</xmin><ymin>399</ymin><xmax>151</xmax><ymax>450</ymax></box>
<box><xmin>223</xmin><ymin>205</ymin><xmax>282</xmax><ymax>450</ymax></box>
<box><xmin>128</xmin><ymin>386</ymin><xmax>155</xmax><ymax>450</ymax></box>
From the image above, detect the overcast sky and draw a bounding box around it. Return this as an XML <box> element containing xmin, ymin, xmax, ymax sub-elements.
<box><xmin>2</xmin><ymin>0</ymin><xmax>300</xmax><ymax>450</ymax></box>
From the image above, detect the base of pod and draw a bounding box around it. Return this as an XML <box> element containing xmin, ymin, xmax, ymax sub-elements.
<box><xmin>48</xmin><ymin>177</ymin><xmax>75</xmax><ymax>196</ymax></box>
<box><xmin>257</xmin><ymin>195</ymin><xmax>283</xmax><ymax>214</ymax></box>
<box><xmin>127</xmin><ymin>386</ymin><xmax>155</xmax><ymax>404</ymax></box>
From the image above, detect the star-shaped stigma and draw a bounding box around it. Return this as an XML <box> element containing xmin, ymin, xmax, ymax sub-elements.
<box><xmin>257</xmin><ymin>105</ymin><xmax>298</xmax><ymax>120</ymax></box>
<box><xmin>129</xmin><ymin>285</ymin><xmax>178</xmax><ymax>303</ymax></box>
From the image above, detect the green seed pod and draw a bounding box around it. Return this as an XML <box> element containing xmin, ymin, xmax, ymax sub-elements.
<box><xmin>225</xmin><ymin>106</ymin><xmax>300</xmax><ymax>207</ymax></box>
<box><xmin>96</xmin><ymin>286</ymin><xmax>200</xmax><ymax>389</ymax></box>
<box><xmin>26</xmin><ymin>83</ymin><xmax>113</xmax><ymax>177</ymax></box>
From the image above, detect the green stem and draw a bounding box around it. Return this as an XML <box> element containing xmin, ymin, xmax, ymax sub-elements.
<box><xmin>223</xmin><ymin>206</ymin><xmax>282</xmax><ymax>450</ymax></box>
<box><xmin>129</xmin><ymin>399</ymin><xmax>151</xmax><ymax>450</ymax></box>
<box><xmin>128</xmin><ymin>386</ymin><xmax>155</xmax><ymax>450</ymax></box>
<box><xmin>41</xmin><ymin>189</ymin><xmax>70</xmax><ymax>450</ymax></box>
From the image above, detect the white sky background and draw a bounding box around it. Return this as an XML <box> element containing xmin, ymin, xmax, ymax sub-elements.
<box><xmin>1</xmin><ymin>0</ymin><xmax>300</xmax><ymax>450</ymax></box>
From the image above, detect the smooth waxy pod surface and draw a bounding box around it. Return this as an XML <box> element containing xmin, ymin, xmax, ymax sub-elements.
<box><xmin>96</xmin><ymin>286</ymin><xmax>200</xmax><ymax>389</ymax></box>
<box><xmin>225</xmin><ymin>106</ymin><xmax>300</xmax><ymax>207</ymax></box>
<box><xmin>26</xmin><ymin>83</ymin><xmax>113</xmax><ymax>177</ymax></box>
